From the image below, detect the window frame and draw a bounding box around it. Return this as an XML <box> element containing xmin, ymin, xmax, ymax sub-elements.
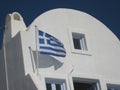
<box><xmin>72</xmin><ymin>77</ymin><xmax>101</xmax><ymax>90</ymax></box>
<box><xmin>45</xmin><ymin>78</ymin><xmax>67</xmax><ymax>90</ymax></box>
<box><xmin>72</xmin><ymin>32</ymin><xmax>88</xmax><ymax>51</ymax></box>
<box><xmin>68</xmin><ymin>28</ymin><xmax>92</xmax><ymax>55</ymax></box>
<box><xmin>107</xmin><ymin>84</ymin><xmax>120</xmax><ymax>90</ymax></box>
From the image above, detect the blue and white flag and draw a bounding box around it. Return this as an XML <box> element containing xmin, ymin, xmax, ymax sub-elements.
<box><xmin>38</xmin><ymin>30</ymin><xmax>66</xmax><ymax>57</ymax></box>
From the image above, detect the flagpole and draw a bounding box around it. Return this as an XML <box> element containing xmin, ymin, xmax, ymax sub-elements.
<box><xmin>35</xmin><ymin>25</ymin><xmax>39</xmax><ymax>75</ymax></box>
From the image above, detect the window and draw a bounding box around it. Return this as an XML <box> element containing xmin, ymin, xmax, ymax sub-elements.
<box><xmin>69</xmin><ymin>29</ymin><xmax>92</xmax><ymax>55</ymax></box>
<box><xmin>72</xmin><ymin>32</ymin><xmax>87</xmax><ymax>51</ymax></box>
<box><xmin>45</xmin><ymin>78</ymin><xmax>66</xmax><ymax>90</ymax></box>
<box><xmin>73</xmin><ymin>78</ymin><xmax>100</xmax><ymax>90</ymax></box>
<box><xmin>107</xmin><ymin>84</ymin><xmax>120</xmax><ymax>90</ymax></box>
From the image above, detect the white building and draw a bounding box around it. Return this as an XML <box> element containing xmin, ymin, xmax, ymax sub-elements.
<box><xmin>0</xmin><ymin>8</ymin><xmax>120</xmax><ymax>90</ymax></box>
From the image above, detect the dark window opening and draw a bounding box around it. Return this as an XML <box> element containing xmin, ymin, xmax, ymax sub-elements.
<box><xmin>107</xmin><ymin>84</ymin><xmax>120</xmax><ymax>90</ymax></box>
<box><xmin>46</xmin><ymin>83</ymin><xmax>52</xmax><ymax>90</ymax></box>
<box><xmin>72</xmin><ymin>32</ymin><xmax>87</xmax><ymax>51</ymax></box>
<box><xmin>56</xmin><ymin>84</ymin><xmax>61</xmax><ymax>90</ymax></box>
<box><xmin>73</xmin><ymin>82</ymin><xmax>97</xmax><ymax>90</ymax></box>
<box><xmin>73</xmin><ymin>38</ymin><xmax>81</xmax><ymax>49</ymax></box>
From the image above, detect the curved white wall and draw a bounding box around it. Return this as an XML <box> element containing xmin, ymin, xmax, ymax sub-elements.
<box><xmin>1</xmin><ymin>8</ymin><xmax>120</xmax><ymax>90</ymax></box>
<box><xmin>27</xmin><ymin>8</ymin><xmax>120</xmax><ymax>81</ymax></box>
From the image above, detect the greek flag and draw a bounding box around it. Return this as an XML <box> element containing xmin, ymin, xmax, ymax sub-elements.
<box><xmin>38</xmin><ymin>30</ymin><xmax>66</xmax><ymax>57</ymax></box>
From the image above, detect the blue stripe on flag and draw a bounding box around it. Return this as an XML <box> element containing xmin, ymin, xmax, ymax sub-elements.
<box><xmin>39</xmin><ymin>30</ymin><xmax>44</xmax><ymax>36</ymax></box>
<box><xmin>45</xmin><ymin>33</ymin><xmax>51</xmax><ymax>38</ymax></box>
<box><xmin>40</xmin><ymin>51</ymin><xmax>66</xmax><ymax>57</ymax></box>
<box><xmin>47</xmin><ymin>40</ymin><xmax>64</xmax><ymax>48</ymax></box>
<box><xmin>45</xmin><ymin>33</ymin><xmax>61</xmax><ymax>44</ymax></box>
<box><xmin>40</xmin><ymin>46</ymin><xmax>66</xmax><ymax>53</ymax></box>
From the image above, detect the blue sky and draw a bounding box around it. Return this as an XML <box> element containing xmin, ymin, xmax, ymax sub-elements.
<box><xmin>0</xmin><ymin>0</ymin><xmax>120</xmax><ymax>48</ymax></box>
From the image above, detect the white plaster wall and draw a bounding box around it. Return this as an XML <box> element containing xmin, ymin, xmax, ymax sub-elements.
<box><xmin>1</xmin><ymin>8</ymin><xmax>120</xmax><ymax>90</ymax></box>
<box><xmin>5</xmin><ymin>12</ymin><xmax>27</xmax><ymax>44</ymax></box>
<box><xmin>23</xmin><ymin>8</ymin><xmax>120</xmax><ymax>89</ymax></box>
<box><xmin>27</xmin><ymin>9</ymin><xmax>97</xmax><ymax>74</ymax></box>
<box><xmin>5</xmin><ymin>33</ymin><xmax>25</xmax><ymax>90</ymax></box>
<box><xmin>2</xmin><ymin>32</ymin><xmax>38</xmax><ymax>90</ymax></box>
<box><xmin>0</xmin><ymin>48</ymin><xmax>7</xmax><ymax>90</ymax></box>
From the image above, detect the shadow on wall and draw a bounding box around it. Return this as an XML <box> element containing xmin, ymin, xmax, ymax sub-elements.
<box><xmin>23</xmin><ymin>74</ymin><xmax>37</xmax><ymax>90</ymax></box>
<box><xmin>33</xmin><ymin>51</ymin><xmax>63</xmax><ymax>70</ymax></box>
